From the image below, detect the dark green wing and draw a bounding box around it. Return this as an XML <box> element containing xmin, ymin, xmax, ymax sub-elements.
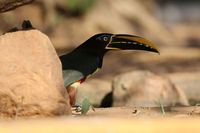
<box><xmin>62</xmin><ymin>70</ymin><xmax>84</xmax><ymax>87</ymax></box>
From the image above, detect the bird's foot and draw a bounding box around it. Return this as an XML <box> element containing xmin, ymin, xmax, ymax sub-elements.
<box><xmin>71</xmin><ymin>99</ymin><xmax>95</xmax><ymax>115</ymax></box>
<box><xmin>71</xmin><ymin>104</ymin><xmax>82</xmax><ymax>113</ymax></box>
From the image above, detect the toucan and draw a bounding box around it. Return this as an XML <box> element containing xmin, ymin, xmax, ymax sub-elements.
<box><xmin>59</xmin><ymin>33</ymin><xmax>159</xmax><ymax>106</ymax></box>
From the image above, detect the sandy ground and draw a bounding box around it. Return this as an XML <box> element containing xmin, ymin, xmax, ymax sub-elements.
<box><xmin>75</xmin><ymin>106</ymin><xmax>200</xmax><ymax>118</ymax></box>
<box><xmin>0</xmin><ymin>106</ymin><xmax>200</xmax><ymax>133</ymax></box>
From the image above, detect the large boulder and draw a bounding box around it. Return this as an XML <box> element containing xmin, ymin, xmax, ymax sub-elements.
<box><xmin>0</xmin><ymin>30</ymin><xmax>70</xmax><ymax>118</ymax></box>
<box><xmin>112</xmin><ymin>70</ymin><xmax>189</xmax><ymax>107</ymax></box>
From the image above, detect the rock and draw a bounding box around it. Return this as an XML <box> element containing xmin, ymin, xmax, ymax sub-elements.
<box><xmin>166</xmin><ymin>72</ymin><xmax>200</xmax><ymax>105</ymax></box>
<box><xmin>112</xmin><ymin>70</ymin><xmax>189</xmax><ymax>107</ymax></box>
<box><xmin>0</xmin><ymin>30</ymin><xmax>70</xmax><ymax>118</ymax></box>
<box><xmin>76</xmin><ymin>79</ymin><xmax>112</xmax><ymax>107</ymax></box>
<box><xmin>0</xmin><ymin>0</ymin><xmax>34</xmax><ymax>12</ymax></box>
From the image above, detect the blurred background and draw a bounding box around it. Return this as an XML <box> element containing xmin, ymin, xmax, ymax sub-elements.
<box><xmin>0</xmin><ymin>0</ymin><xmax>199</xmax><ymax>107</ymax></box>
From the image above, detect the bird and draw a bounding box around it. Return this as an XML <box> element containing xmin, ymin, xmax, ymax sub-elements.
<box><xmin>59</xmin><ymin>33</ymin><xmax>159</xmax><ymax>106</ymax></box>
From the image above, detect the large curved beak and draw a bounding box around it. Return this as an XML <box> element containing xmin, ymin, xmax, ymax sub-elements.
<box><xmin>106</xmin><ymin>34</ymin><xmax>160</xmax><ymax>54</ymax></box>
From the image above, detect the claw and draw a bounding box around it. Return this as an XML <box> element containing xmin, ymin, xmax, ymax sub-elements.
<box><xmin>71</xmin><ymin>104</ymin><xmax>82</xmax><ymax>113</ymax></box>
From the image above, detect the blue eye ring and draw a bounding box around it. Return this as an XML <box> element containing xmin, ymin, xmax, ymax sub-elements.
<box><xmin>103</xmin><ymin>36</ymin><xmax>108</xmax><ymax>41</ymax></box>
<box><xmin>96</xmin><ymin>35</ymin><xmax>110</xmax><ymax>42</ymax></box>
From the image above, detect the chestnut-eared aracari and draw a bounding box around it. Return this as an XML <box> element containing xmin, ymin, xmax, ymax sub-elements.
<box><xmin>59</xmin><ymin>33</ymin><xmax>159</xmax><ymax>106</ymax></box>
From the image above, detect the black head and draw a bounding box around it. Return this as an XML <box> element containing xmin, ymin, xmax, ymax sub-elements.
<box><xmin>78</xmin><ymin>33</ymin><xmax>160</xmax><ymax>55</ymax></box>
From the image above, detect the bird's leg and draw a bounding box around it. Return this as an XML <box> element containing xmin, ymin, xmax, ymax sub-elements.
<box><xmin>67</xmin><ymin>83</ymin><xmax>82</xmax><ymax>112</ymax></box>
<box><xmin>67</xmin><ymin>86</ymin><xmax>77</xmax><ymax>106</ymax></box>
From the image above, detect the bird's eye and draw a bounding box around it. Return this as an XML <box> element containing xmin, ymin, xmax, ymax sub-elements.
<box><xmin>103</xmin><ymin>37</ymin><xmax>108</xmax><ymax>41</ymax></box>
<box><xmin>96</xmin><ymin>35</ymin><xmax>110</xmax><ymax>42</ymax></box>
